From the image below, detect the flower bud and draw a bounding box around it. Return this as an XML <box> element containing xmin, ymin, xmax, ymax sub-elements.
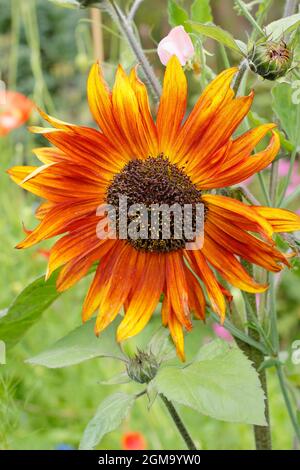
<box><xmin>248</xmin><ymin>40</ymin><xmax>293</xmax><ymax>81</ymax></box>
<box><xmin>127</xmin><ymin>349</ymin><xmax>159</xmax><ymax>384</ymax></box>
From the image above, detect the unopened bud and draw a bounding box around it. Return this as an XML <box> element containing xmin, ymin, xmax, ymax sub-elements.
<box><xmin>248</xmin><ymin>40</ymin><xmax>293</xmax><ymax>81</ymax></box>
<box><xmin>127</xmin><ymin>349</ymin><xmax>159</xmax><ymax>384</ymax></box>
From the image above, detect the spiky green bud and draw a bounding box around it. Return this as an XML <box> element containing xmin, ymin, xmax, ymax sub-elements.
<box><xmin>248</xmin><ymin>40</ymin><xmax>293</xmax><ymax>81</ymax></box>
<box><xmin>127</xmin><ymin>350</ymin><xmax>159</xmax><ymax>384</ymax></box>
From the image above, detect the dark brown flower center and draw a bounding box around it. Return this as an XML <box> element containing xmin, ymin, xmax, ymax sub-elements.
<box><xmin>106</xmin><ymin>155</ymin><xmax>204</xmax><ymax>253</ymax></box>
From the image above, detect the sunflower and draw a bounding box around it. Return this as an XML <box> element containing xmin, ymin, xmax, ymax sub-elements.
<box><xmin>8</xmin><ymin>57</ymin><xmax>300</xmax><ymax>360</ymax></box>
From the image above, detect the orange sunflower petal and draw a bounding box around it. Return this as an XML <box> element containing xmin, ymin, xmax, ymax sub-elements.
<box><xmin>202</xmin><ymin>194</ymin><xmax>274</xmax><ymax>240</ymax></box>
<box><xmin>165</xmin><ymin>252</ymin><xmax>192</xmax><ymax>330</ymax></box>
<box><xmin>186</xmin><ymin>250</ymin><xmax>226</xmax><ymax>321</ymax></box>
<box><xmin>117</xmin><ymin>252</ymin><xmax>165</xmax><ymax>341</ymax></box>
<box><xmin>172</xmin><ymin>67</ymin><xmax>237</xmax><ymax>165</ymax></box>
<box><xmin>129</xmin><ymin>66</ymin><xmax>158</xmax><ymax>156</ymax></box>
<box><xmin>168</xmin><ymin>307</ymin><xmax>185</xmax><ymax>362</ymax></box>
<box><xmin>95</xmin><ymin>243</ymin><xmax>139</xmax><ymax>335</ymax></box>
<box><xmin>252</xmin><ymin>206</ymin><xmax>300</xmax><ymax>232</ymax></box>
<box><xmin>156</xmin><ymin>55</ymin><xmax>187</xmax><ymax>157</ymax></box>
<box><xmin>199</xmin><ymin>131</ymin><xmax>280</xmax><ymax>189</ymax></box>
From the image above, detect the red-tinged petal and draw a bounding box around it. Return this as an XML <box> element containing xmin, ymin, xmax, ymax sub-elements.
<box><xmin>185</xmin><ymin>269</ymin><xmax>206</xmax><ymax>320</ymax></box>
<box><xmin>16</xmin><ymin>200</ymin><xmax>100</xmax><ymax>248</ymax></box>
<box><xmin>165</xmin><ymin>251</ymin><xmax>192</xmax><ymax>330</ymax></box>
<box><xmin>205</xmin><ymin>220</ymin><xmax>289</xmax><ymax>272</ymax></box>
<box><xmin>205</xmin><ymin>215</ymin><xmax>289</xmax><ymax>272</ymax></box>
<box><xmin>129</xmin><ymin>67</ymin><xmax>158</xmax><ymax>157</ymax></box>
<box><xmin>82</xmin><ymin>242</ymin><xmax>124</xmax><ymax>321</ymax></box>
<box><xmin>95</xmin><ymin>243</ymin><xmax>139</xmax><ymax>334</ymax></box>
<box><xmin>202</xmin><ymin>194</ymin><xmax>274</xmax><ymax>240</ymax></box>
<box><xmin>199</xmin><ymin>131</ymin><xmax>280</xmax><ymax>189</ymax></box>
<box><xmin>222</xmin><ymin>123</ymin><xmax>277</xmax><ymax>169</ymax></box>
<box><xmin>112</xmin><ymin>65</ymin><xmax>153</xmax><ymax>158</ymax></box>
<box><xmin>46</xmin><ymin>216</ymin><xmax>107</xmax><ymax>278</ymax></box>
<box><xmin>185</xmin><ymin>250</ymin><xmax>226</xmax><ymax>321</ymax></box>
<box><xmin>184</xmin><ymin>93</ymin><xmax>254</xmax><ymax>172</ymax></box>
<box><xmin>156</xmin><ymin>55</ymin><xmax>187</xmax><ymax>158</ymax></box>
<box><xmin>172</xmin><ymin>67</ymin><xmax>237</xmax><ymax>165</ymax></box>
<box><xmin>202</xmin><ymin>235</ymin><xmax>269</xmax><ymax>293</ymax></box>
<box><xmin>168</xmin><ymin>307</ymin><xmax>185</xmax><ymax>362</ymax></box>
<box><xmin>87</xmin><ymin>63</ymin><xmax>131</xmax><ymax>155</ymax></box>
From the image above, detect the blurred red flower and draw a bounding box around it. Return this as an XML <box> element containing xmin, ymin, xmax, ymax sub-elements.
<box><xmin>121</xmin><ymin>432</ymin><xmax>147</xmax><ymax>450</ymax></box>
<box><xmin>0</xmin><ymin>90</ymin><xmax>33</xmax><ymax>136</ymax></box>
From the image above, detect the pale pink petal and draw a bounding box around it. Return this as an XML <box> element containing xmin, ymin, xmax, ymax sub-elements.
<box><xmin>157</xmin><ymin>26</ymin><xmax>194</xmax><ymax>66</ymax></box>
<box><xmin>212</xmin><ymin>323</ymin><xmax>233</xmax><ymax>342</ymax></box>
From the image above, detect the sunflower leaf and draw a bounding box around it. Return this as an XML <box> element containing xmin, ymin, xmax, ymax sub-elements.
<box><xmin>79</xmin><ymin>392</ymin><xmax>136</xmax><ymax>450</ymax></box>
<box><xmin>26</xmin><ymin>318</ymin><xmax>126</xmax><ymax>368</ymax></box>
<box><xmin>272</xmin><ymin>82</ymin><xmax>300</xmax><ymax>147</ymax></box>
<box><xmin>190</xmin><ymin>0</ymin><xmax>213</xmax><ymax>24</ymax></box>
<box><xmin>265</xmin><ymin>13</ymin><xmax>300</xmax><ymax>41</ymax></box>
<box><xmin>152</xmin><ymin>340</ymin><xmax>267</xmax><ymax>425</ymax></box>
<box><xmin>48</xmin><ymin>0</ymin><xmax>80</xmax><ymax>8</ymax></box>
<box><xmin>0</xmin><ymin>272</ymin><xmax>61</xmax><ymax>348</ymax></box>
<box><xmin>168</xmin><ymin>0</ymin><xmax>191</xmax><ymax>31</ymax></box>
<box><xmin>189</xmin><ymin>21</ymin><xmax>244</xmax><ymax>54</ymax></box>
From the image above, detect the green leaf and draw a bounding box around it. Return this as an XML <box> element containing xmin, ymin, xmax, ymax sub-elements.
<box><xmin>195</xmin><ymin>338</ymin><xmax>230</xmax><ymax>361</ymax></box>
<box><xmin>0</xmin><ymin>273</ymin><xmax>61</xmax><ymax>348</ymax></box>
<box><xmin>272</xmin><ymin>82</ymin><xmax>299</xmax><ymax>146</ymax></box>
<box><xmin>153</xmin><ymin>340</ymin><xmax>267</xmax><ymax>425</ymax></box>
<box><xmin>265</xmin><ymin>14</ymin><xmax>300</xmax><ymax>41</ymax></box>
<box><xmin>189</xmin><ymin>22</ymin><xmax>243</xmax><ymax>53</ymax></box>
<box><xmin>168</xmin><ymin>0</ymin><xmax>190</xmax><ymax>30</ymax></box>
<box><xmin>147</xmin><ymin>327</ymin><xmax>176</xmax><ymax>362</ymax></box>
<box><xmin>248</xmin><ymin>110</ymin><xmax>294</xmax><ymax>152</ymax></box>
<box><xmin>49</xmin><ymin>0</ymin><xmax>80</xmax><ymax>8</ymax></box>
<box><xmin>26</xmin><ymin>318</ymin><xmax>126</xmax><ymax>368</ymax></box>
<box><xmin>79</xmin><ymin>392</ymin><xmax>136</xmax><ymax>450</ymax></box>
<box><xmin>99</xmin><ymin>372</ymin><xmax>130</xmax><ymax>385</ymax></box>
<box><xmin>191</xmin><ymin>0</ymin><xmax>212</xmax><ymax>24</ymax></box>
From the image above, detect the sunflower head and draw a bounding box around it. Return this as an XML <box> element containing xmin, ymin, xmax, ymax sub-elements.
<box><xmin>7</xmin><ymin>56</ymin><xmax>300</xmax><ymax>361</ymax></box>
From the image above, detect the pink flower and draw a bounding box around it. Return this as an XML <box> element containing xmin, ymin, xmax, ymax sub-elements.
<box><xmin>157</xmin><ymin>26</ymin><xmax>194</xmax><ymax>66</ymax></box>
<box><xmin>212</xmin><ymin>323</ymin><xmax>233</xmax><ymax>342</ymax></box>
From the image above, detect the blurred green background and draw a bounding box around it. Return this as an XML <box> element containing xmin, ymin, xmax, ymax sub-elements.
<box><xmin>0</xmin><ymin>0</ymin><xmax>299</xmax><ymax>450</ymax></box>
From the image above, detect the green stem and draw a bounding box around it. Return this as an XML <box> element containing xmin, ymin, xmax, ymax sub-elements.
<box><xmin>220</xmin><ymin>44</ymin><xmax>230</xmax><ymax>69</ymax></box>
<box><xmin>250</xmin><ymin>0</ymin><xmax>272</xmax><ymax>41</ymax></box>
<box><xmin>234</xmin><ymin>186</ymin><xmax>272</xmax><ymax>449</ymax></box>
<box><xmin>241</xmin><ymin>265</ymin><xmax>272</xmax><ymax>450</ymax></box>
<box><xmin>276</xmin><ymin>365</ymin><xmax>300</xmax><ymax>443</ymax></box>
<box><xmin>160</xmin><ymin>394</ymin><xmax>197</xmax><ymax>450</ymax></box>
<box><xmin>210</xmin><ymin>310</ymin><xmax>269</xmax><ymax>355</ymax></box>
<box><xmin>235</xmin><ymin>0</ymin><xmax>266</xmax><ymax>38</ymax></box>
<box><xmin>284</xmin><ymin>0</ymin><xmax>298</xmax><ymax>18</ymax></box>
<box><xmin>8</xmin><ymin>0</ymin><xmax>20</xmax><ymax>89</ymax></box>
<box><xmin>232</xmin><ymin>59</ymin><xmax>248</xmax><ymax>95</ymax></box>
<box><xmin>103</xmin><ymin>0</ymin><xmax>161</xmax><ymax>102</ymax></box>
<box><xmin>278</xmin><ymin>127</ymin><xmax>300</xmax><ymax>207</ymax></box>
<box><xmin>257</xmin><ymin>171</ymin><xmax>272</xmax><ymax>206</ymax></box>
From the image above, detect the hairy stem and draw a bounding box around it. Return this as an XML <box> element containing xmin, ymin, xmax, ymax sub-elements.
<box><xmin>103</xmin><ymin>0</ymin><xmax>161</xmax><ymax>101</ymax></box>
<box><xmin>240</xmin><ymin>267</ymin><xmax>272</xmax><ymax>450</ymax></box>
<box><xmin>276</xmin><ymin>365</ymin><xmax>300</xmax><ymax>444</ymax></box>
<box><xmin>235</xmin><ymin>0</ymin><xmax>266</xmax><ymax>37</ymax></box>
<box><xmin>284</xmin><ymin>0</ymin><xmax>298</xmax><ymax>17</ymax></box>
<box><xmin>160</xmin><ymin>395</ymin><xmax>197</xmax><ymax>450</ymax></box>
<box><xmin>232</xmin><ymin>59</ymin><xmax>248</xmax><ymax>95</ymax></box>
